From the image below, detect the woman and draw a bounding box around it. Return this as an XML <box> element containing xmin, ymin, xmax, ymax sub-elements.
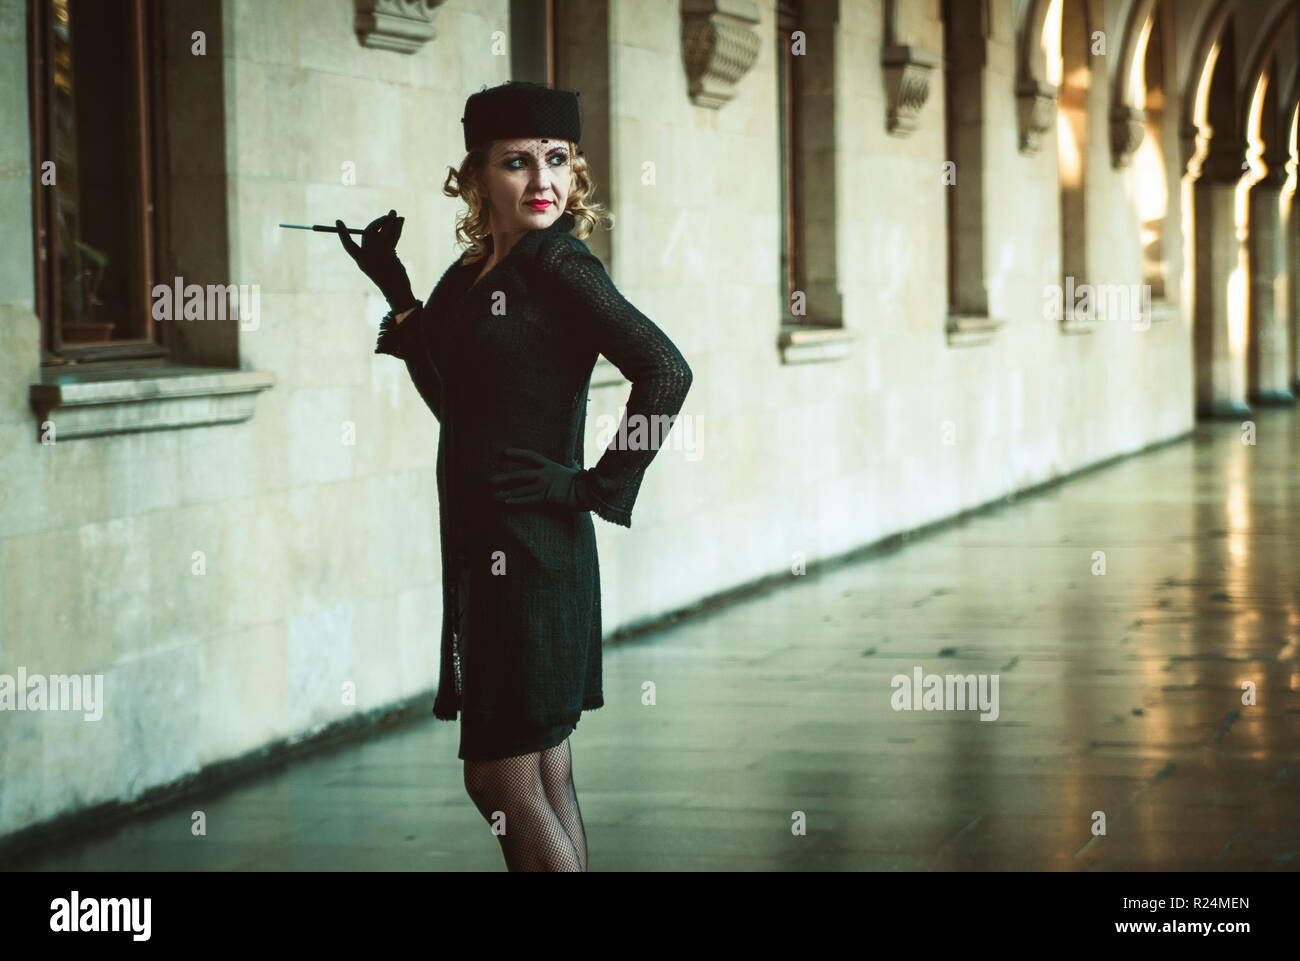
<box><xmin>338</xmin><ymin>80</ymin><xmax>693</xmax><ymax>871</ymax></box>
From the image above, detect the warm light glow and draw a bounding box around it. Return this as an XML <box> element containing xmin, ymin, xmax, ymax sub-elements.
<box><xmin>1185</xmin><ymin>42</ymin><xmax>1221</xmax><ymax>179</ymax></box>
<box><xmin>1133</xmin><ymin>131</ymin><xmax>1166</xmax><ymax>223</ymax></box>
<box><xmin>1234</xmin><ymin>75</ymin><xmax>1268</xmax><ymax>236</ymax></box>
<box><xmin>1227</xmin><ymin>473</ymin><xmax>1249</xmax><ymax>561</ymax></box>
<box><xmin>1133</xmin><ymin>122</ymin><xmax>1167</xmax><ymax>293</ymax></box>
<box><xmin>1057</xmin><ymin>111</ymin><xmax>1082</xmax><ymax>186</ymax></box>
<box><xmin>1180</xmin><ymin>170</ymin><xmax>1194</xmax><ymax>321</ymax></box>
<box><xmin>1286</xmin><ymin>104</ymin><xmax>1299</xmax><ymax>197</ymax></box>
<box><xmin>1226</xmin><ymin>259</ymin><xmax>1248</xmax><ymax>356</ymax></box>
<box><xmin>1043</xmin><ymin>0</ymin><xmax>1063</xmax><ymax>89</ymax></box>
<box><xmin>1244</xmin><ymin>73</ymin><xmax>1269</xmax><ymax>181</ymax></box>
<box><xmin>1130</xmin><ymin>14</ymin><xmax>1154</xmax><ymax>107</ymax></box>
<box><xmin>1193</xmin><ymin>43</ymin><xmax>1219</xmax><ymax>126</ymax></box>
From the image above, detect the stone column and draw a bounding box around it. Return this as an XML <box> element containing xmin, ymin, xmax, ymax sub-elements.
<box><xmin>1293</xmin><ymin>191</ymin><xmax>1300</xmax><ymax>394</ymax></box>
<box><xmin>1289</xmin><ymin>156</ymin><xmax>1300</xmax><ymax>397</ymax></box>
<box><xmin>1248</xmin><ymin>163</ymin><xmax>1294</xmax><ymax>404</ymax></box>
<box><xmin>1245</xmin><ymin>63</ymin><xmax>1295</xmax><ymax>405</ymax></box>
<box><xmin>1192</xmin><ymin>140</ymin><xmax>1251</xmax><ymax>417</ymax></box>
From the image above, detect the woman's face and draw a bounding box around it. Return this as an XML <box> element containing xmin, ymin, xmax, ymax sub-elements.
<box><xmin>480</xmin><ymin>137</ymin><xmax>572</xmax><ymax>235</ymax></box>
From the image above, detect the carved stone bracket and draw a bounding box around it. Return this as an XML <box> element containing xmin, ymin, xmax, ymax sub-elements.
<box><xmin>882</xmin><ymin>44</ymin><xmax>938</xmax><ymax>137</ymax></box>
<box><xmin>1015</xmin><ymin>77</ymin><xmax>1058</xmax><ymax>155</ymax></box>
<box><xmin>1110</xmin><ymin>103</ymin><xmax>1146</xmax><ymax>168</ymax></box>
<box><xmin>682</xmin><ymin>0</ymin><xmax>761</xmax><ymax>109</ymax></box>
<box><xmin>354</xmin><ymin>0</ymin><xmax>446</xmax><ymax>54</ymax></box>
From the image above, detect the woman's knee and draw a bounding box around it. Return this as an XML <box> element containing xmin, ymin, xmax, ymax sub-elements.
<box><xmin>462</xmin><ymin>754</ymin><xmax>542</xmax><ymax>809</ymax></box>
<box><xmin>462</xmin><ymin>759</ymin><xmax>496</xmax><ymax>806</ymax></box>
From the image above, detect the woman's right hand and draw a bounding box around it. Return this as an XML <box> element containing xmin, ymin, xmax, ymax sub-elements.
<box><xmin>337</xmin><ymin>209</ymin><xmax>420</xmax><ymax>314</ymax></box>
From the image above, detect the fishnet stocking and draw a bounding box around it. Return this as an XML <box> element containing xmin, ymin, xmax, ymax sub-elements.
<box><xmin>540</xmin><ymin>736</ymin><xmax>588</xmax><ymax>871</ymax></box>
<box><xmin>463</xmin><ymin>745</ymin><xmax>583</xmax><ymax>872</ymax></box>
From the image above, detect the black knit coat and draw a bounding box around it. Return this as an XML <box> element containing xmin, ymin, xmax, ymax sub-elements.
<box><xmin>374</xmin><ymin>210</ymin><xmax>693</xmax><ymax>728</ymax></box>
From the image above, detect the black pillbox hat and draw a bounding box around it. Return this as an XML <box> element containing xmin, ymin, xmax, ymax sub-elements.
<box><xmin>461</xmin><ymin>80</ymin><xmax>582</xmax><ymax>152</ymax></box>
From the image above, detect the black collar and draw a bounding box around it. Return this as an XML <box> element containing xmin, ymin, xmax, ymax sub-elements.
<box><xmin>547</xmin><ymin>210</ymin><xmax>576</xmax><ymax>234</ymax></box>
<box><xmin>460</xmin><ymin>209</ymin><xmax>574</xmax><ymax>275</ymax></box>
<box><xmin>445</xmin><ymin>210</ymin><xmax>575</xmax><ymax>307</ymax></box>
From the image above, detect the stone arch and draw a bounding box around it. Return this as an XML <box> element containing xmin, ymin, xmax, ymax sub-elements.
<box><xmin>1129</xmin><ymin>0</ymin><xmax>1175</xmax><ymax>302</ymax></box>
<box><xmin>1283</xmin><ymin>59</ymin><xmax>1300</xmax><ymax>117</ymax></box>
<box><xmin>1110</xmin><ymin>0</ymin><xmax>1156</xmax><ymax>167</ymax></box>
<box><xmin>1236</xmin><ymin>0</ymin><xmax>1298</xmax><ymax>131</ymax></box>
<box><xmin>1180</xmin><ymin>0</ymin><xmax>1239</xmax><ymax>175</ymax></box>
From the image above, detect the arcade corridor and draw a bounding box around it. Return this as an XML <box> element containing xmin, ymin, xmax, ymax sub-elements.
<box><xmin>7</xmin><ymin>408</ymin><xmax>1297</xmax><ymax>872</ymax></box>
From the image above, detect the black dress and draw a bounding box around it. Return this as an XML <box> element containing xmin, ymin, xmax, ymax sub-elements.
<box><xmin>374</xmin><ymin>210</ymin><xmax>693</xmax><ymax>761</ymax></box>
<box><xmin>454</xmin><ymin>562</ymin><xmax>577</xmax><ymax>760</ymax></box>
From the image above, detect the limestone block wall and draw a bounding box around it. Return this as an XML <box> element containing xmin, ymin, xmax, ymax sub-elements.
<box><xmin>620</xmin><ymin>0</ymin><xmax>1193</xmax><ymax>587</ymax></box>
<box><xmin>0</xmin><ymin>0</ymin><xmax>1197</xmax><ymax>841</ymax></box>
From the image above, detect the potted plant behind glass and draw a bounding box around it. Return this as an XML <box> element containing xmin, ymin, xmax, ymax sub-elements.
<box><xmin>62</xmin><ymin>239</ymin><xmax>116</xmax><ymax>342</ymax></box>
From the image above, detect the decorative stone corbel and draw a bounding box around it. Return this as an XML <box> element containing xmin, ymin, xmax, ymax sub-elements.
<box><xmin>882</xmin><ymin>44</ymin><xmax>938</xmax><ymax>137</ymax></box>
<box><xmin>1110</xmin><ymin>103</ymin><xmax>1146</xmax><ymax>168</ymax></box>
<box><xmin>1015</xmin><ymin>77</ymin><xmax>1058</xmax><ymax>154</ymax></box>
<box><xmin>354</xmin><ymin>0</ymin><xmax>446</xmax><ymax>54</ymax></box>
<box><xmin>682</xmin><ymin>0</ymin><xmax>761</xmax><ymax>109</ymax></box>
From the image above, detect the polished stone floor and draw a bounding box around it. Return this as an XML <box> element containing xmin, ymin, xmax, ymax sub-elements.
<box><xmin>7</xmin><ymin>409</ymin><xmax>1299</xmax><ymax>871</ymax></box>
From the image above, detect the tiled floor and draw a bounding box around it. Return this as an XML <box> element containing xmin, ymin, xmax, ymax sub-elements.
<box><xmin>7</xmin><ymin>409</ymin><xmax>1299</xmax><ymax>871</ymax></box>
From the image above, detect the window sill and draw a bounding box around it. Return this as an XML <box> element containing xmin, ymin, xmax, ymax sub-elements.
<box><xmin>1059</xmin><ymin>299</ymin><xmax>1179</xmax><ymax>333</ymax></box>
<box><xmin>1060</xmin><ymin>308</ymin><xmax>1099</xmax><ymax>335</ymax></box>
<box><xmin>29</xmin><ymin>364</ymin><xmax>276</xmax><ymax>440</ymax></box>
<box><xmin>778</xmin><ymin>323</ymin><xmax>854</xmax><ymax>364</ymax></box>
<box><xmin>946</xmin><ymin>313</ymin><xmax>1004</xmax><ymax>347</ymax></box>
<box><xmin>1147</xmin><ymin>300</ymin><xmax>1179</xmax><ymax>325</ymax></box>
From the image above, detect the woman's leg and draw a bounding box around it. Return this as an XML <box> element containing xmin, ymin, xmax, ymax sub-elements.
<box><xmin>539</xmin><ymin>736</ymin><xmax>588</xmax><ymax>872</ymax></box>
<box><xmin>463</xmin><ymin>750</ymin><xmax>582</xmax><ymax>871</ymax></box>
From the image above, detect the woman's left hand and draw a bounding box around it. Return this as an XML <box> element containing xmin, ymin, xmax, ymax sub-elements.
<box><xmin>490</xmin><ymin>448</ymin><xmax>584</xmax><ymax>507</ymax></box>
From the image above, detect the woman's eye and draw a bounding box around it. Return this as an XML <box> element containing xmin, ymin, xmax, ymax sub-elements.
<box><xmin>505</xmin><ymin>154</ymin><xmax>568</xmax><ymax>169</ymax></box>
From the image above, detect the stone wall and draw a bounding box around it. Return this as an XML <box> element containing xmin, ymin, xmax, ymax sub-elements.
<box><xmin>0</xmin><ymin>0</ymin><xmax>1229</xmax><ymax>841</ymax></box>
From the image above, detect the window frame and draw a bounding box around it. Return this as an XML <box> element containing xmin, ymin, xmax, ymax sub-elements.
<box><xmin>510</xmin><ymin>0</ymin><xmax>560</xmax><ymax>86</ymax></box>
<box><xmin>776</xmin><ymin>0</ymin><xmax>804</xmax><ymax>323</ymax></box>
<box><xmin>29</xmin><ymin>0</ymin><xmax>171</xmax><ymax>366</ymax></box>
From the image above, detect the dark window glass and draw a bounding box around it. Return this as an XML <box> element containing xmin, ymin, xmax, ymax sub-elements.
<box><xmin>31</xmin><ymin>0</ymin><xmax>164</xmax><ymax>361</ymax></box>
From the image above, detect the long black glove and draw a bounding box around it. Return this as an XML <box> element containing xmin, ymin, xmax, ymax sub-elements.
<box><xmin>489</xmin><ymin>448</ymin><xmax>590</xmax><ymax>509</ymax></box>
<box><xmin>337</xmin><ymin>209</ymin><xmax>421</xmax><ymax>314</ymax></box>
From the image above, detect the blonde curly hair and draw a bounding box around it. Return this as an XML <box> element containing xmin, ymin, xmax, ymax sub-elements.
<box><xmin>442</xmin><ymin>140</ymin><xmax>612</xmax><ymax>265</ymax></box>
